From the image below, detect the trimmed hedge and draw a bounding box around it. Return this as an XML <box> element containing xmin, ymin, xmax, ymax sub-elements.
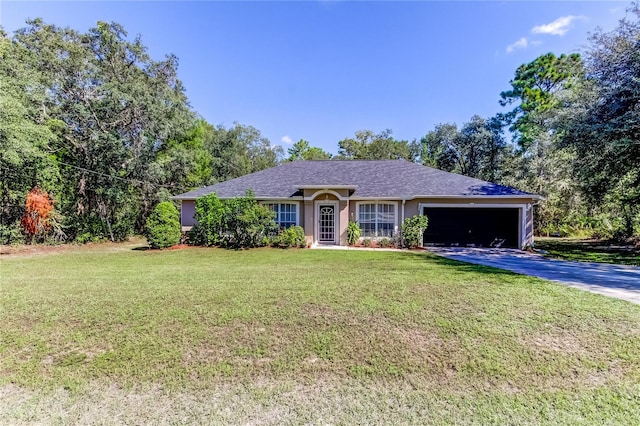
<box><xmin>275</xmin><ymin>226</ymin><xmax>306</xmax><ymax>248</ymax></box>
<box><xmin>145</xmin><ymin>201</ymin><xmax>181</xmax><ymax>249</ymax></box>
<box><xmin>401</xmin><ymin>214</ymin><xmax>429</xmax><ymax>248</ymax></box>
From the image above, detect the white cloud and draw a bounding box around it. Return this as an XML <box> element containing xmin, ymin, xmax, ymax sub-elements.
<box><xmin>532</xmin><ymin>15</ymin><xmax>584</xmax><ymax>36</ymax></box>
<box><xmin>280</xmin><ymin>135</ymin><xmax>293</xmax><ymax>144</ymax></box>
<box><xmin>506</xmin><ymin>37</ymin><xmax>528</xmax><ymax>53</ymax></box>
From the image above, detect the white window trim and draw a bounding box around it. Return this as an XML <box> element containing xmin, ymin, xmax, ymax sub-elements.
<box><xmin>355</xmin><ymin>201</ymin><xmax>399</xmax><ymax>238</ymax></box>
<box><xmin>418</xmin><ymin>202</ymin><xmax>528</xmax><ymax>249</ymax></box>
<box><xmin>261</xmin><ymin>201</ymin><xmax>300</xmax><ymax>227</ymax></box>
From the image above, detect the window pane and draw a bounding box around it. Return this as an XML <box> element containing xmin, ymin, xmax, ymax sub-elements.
<box><xmin>360</xmin><ymin>222</ymin><xmax>376</xmax><ymax>237</ymax></box>
<box><xmin>358</xmin><ymin>204</ymin><xmax>375</xmax><ymax>223</ymax></box>
<box><xmin>358</xmin><ymin>204</ymin><xmax>376</xmax><ymax>237</ymax></box>
<box><xmin>378</xmin><ymin>222</ymin><xmax>394</xmax><ymax>237</ymax></box>
<box><xmin>277</xmin><ymin>203</ymin><xmax>296</xmax><ymax>228</ymax></box>
<box><xmin>377</xmin><ymin>204</ymin><xmax>393</xmax><ymax>223</ymax></box>
<box><xmin>376</xmin><ymin>204</ymin><xmax>395</xmax><ymax>237</ymax></box>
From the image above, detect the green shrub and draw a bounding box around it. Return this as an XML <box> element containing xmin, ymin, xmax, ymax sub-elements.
<box><xmin>402</xmin><ymin>214</ymin><xmax>429</xmax><ymax>248</ymax></box>
<box><xmin>347</xmin><ymin>221</ymin><xmax>361</xmax><ymax>245</ymax></box>
<box><xmin>145</xmin><ymin>201</ymin><xmax>181</xmax><ymax>249</ymax></box>
<box><xmin>190</xmin><ymin>191</ymin><xmax>277</xmax><ymax>249</ymax></box>
<box><xmin>378</xmin><ymin>237</ymin><xmax>390</xmax><ymax>248</ymax></box>
<box><xmin>362</xmin><ymin>238</ymin><xmax>371</xmax><ymax>247</ymax></box>
<box><xmin>390</xmin><ymin>233</ymin><xmax>402</xmax><ymax>247</ymax></box>
<box><xmin>222</xmin><ymin>193</ymin><xmax>277</xmax><ymax>248</ymax></box>
<box><xmin>276</xmin><ymin>226</ymin><xmax>306</xmax><ymax>248</ymax></box>
<box><xmin>190</xmin><ymin>193</ymin><xmax>227</xmax><ymax>246</ymax></box>
<box><xmin>75</xmin><ymin>232</ymin><xmax>105</xmax><ymax>244</ymax></box>
<box><xmin>0</xmin><ymin>223</ymin><xmax>23</xmax><ymax>245</ymax></box>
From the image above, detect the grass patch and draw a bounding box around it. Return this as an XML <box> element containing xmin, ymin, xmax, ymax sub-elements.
<box><xmin>535</xmin><ymin>237</ymin><xmax>639</xmax><ymax>266</ymax></box>
<box><xmin>2</xmin><ymin>244</ymin><xmax>640</xmax><ymax>423</ymax></box>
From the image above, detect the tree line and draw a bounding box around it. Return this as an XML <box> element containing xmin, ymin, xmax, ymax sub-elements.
<box><xmin>1</xmin><ymin>4</ymin><xmax>638</xmax><ymax>244</ymax></box>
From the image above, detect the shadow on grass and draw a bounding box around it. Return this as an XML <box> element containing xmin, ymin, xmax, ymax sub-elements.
<box><xmin>394</xmin><ymin>250</ymin><xmax>522</xmax><ymax>277</ymax></box>
<box><xmin>412</xmin><ymin>247</ymin><xmax>640</xmax><ymax>297</ymax></box>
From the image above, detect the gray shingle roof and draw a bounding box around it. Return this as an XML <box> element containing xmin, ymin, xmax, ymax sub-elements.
<box><xmin>172</xmin><ymin>160</ymin><xmax>538</xmax><ymax>200</ymax></box>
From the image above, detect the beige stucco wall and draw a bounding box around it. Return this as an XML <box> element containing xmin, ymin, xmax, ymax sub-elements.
<box><xmin>346</xmin><ymin>200</ymin><xmax>357</xmax><ymax>221</ymax></box>
<box><xmin>303</xmin><ymin>200</ymin><xmax>314</xmax><ymax>245</ymax></box>
<box><xmin>338</xmin><ymin>200</ymin><xmax>348</xmax><ymax>245</ymax></box>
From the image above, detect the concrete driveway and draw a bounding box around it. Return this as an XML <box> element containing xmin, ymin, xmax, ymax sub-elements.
<box><xmin>427</xmin><ymin>247</ymin><xmax>640</xmax><ymax>305</ymax></box>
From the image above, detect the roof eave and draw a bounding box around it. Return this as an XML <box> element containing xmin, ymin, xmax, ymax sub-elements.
<box><xmin>173</xmin><ymin>194</ymin><xmax>543</xmax><ymax>201</ymax></box>
<box><xmin>297</xmin><ymin>185</ymin><xmax>358</xmax><ymax>190</ymax></box>
<box><xmin>171</xmin><ymin>195</ymin><xmax>304</xmax><ymax>201</ymax></box>
<box><xmin>408</xmin><ymin>194</ymin><xmax>543</xmax><ymax>200</ymax></box>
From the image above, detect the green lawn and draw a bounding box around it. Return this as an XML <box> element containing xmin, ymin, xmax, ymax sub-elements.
<box><xmin>535</xmin><ymin>237</ymin><xmax>640</xmax><ymax>266</ymax></box>
<box><xmin>2</xmin><ymin>243</ymin><xmax>640</xmax><ymax>424</ymax></box>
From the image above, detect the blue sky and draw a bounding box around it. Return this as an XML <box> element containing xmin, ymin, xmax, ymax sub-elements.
<box><xmin>0</xmin><ymin>1</ymin><xmax>630</xmax><ymax>155</ymax></box>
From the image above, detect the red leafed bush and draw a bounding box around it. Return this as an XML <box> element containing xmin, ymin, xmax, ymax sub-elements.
<box><xmin>21</xmin><ymin>188</ymin><xmax>54</xmax><ymax>243</ymax></box>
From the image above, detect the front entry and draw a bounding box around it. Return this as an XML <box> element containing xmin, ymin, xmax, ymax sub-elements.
<box><xmin>317</xmin><ymin>203</ymin><xmax>336</xmax><ymax>244</ymax></box>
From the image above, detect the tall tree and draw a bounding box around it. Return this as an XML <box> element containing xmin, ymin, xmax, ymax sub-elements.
<box><xmin>560</xmin><ymin>3</ymin><xmax>640</xmax><ymax>237</ymax></box>
<box><xmin>418</xmin><ymin>116</ymin><xmax>506</xmax><ymax>181</ymax></box>
<box><xmin>208</xmin><ymin>123</ymin><xmax>283</xmax><ymax>182</ymax></box>
<box><xmin>152</xmin><ymin>119</ymin><xmax>215</xmax><ymax>192</ymax></box>
<box><xmin>286</xmin><ymin>139</ymin><xmax>332</xmax><ymax>161</ymax></box>
<box><xmin>337</xmin><ymin>129</ymin><xmax>415</xmax><ymax>161</ymax></box>
<box><xmin>417</xmin><ymin>123</ymin><xmax>458</xmax><ymax>171</ymax></box>
<box><xmin>500</xmin><ymin>52</ymin><xmax>584</xmax><ymax>151</ymax></box>
<box><xmin>12</xmin><ymin>19</ymin><xmax>193</xmax><ymax>240</ymax></box>
<box><xmin>0</xmin><ymin>28</ymin><xmax>58</xmax><ymax>239</ymax></box>
<box><xmin>499</xmin><ymin>52</ymin><xmax>585</xmax><ymax>235</ymax></box>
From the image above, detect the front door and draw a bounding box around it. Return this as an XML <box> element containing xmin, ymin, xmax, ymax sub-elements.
<box><xmin>318</xmin><ymin>204</ymin><xmax>336</xmax><ymax>244</ymax></box>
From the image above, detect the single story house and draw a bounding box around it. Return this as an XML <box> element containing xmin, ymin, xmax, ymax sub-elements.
<box><xmin>172</xmin><ymin>160</ymin><xmax>541</xmax><ymax>249</ymax></box>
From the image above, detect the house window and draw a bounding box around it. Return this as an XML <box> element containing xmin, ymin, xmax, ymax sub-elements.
<box><xmin>357</xmin><ymin>202</ymin><xmax>396</xmax><ymax>237</ymax></box>
<box><xmin>265</xmin><ymin>202</ymin><xmax>298</xmax><ymax>228</ymax></box>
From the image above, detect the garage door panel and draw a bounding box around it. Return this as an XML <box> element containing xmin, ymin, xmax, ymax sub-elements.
<box><xmin>423</xmin><ymin>207</ymin><xmax>519</xmax><ymax>248</ymax></box>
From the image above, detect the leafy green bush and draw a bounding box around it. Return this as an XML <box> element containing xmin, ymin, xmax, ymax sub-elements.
<box><xmin>402</xmin><ymin>214</ymin><xmax>429</xmax><ymax>248</ymax></box>
<box><xmin>190</xmin><ymin>191</ymin><xmax>277</xmax><ymax>249</ymax></box>
<box><xmin>222</xmin><ymin>194</ymin><xmax>277</xmax><ymax>248</ymax></box>
<box><xmin>145</xmin><ymin>201</ymin><xmax>181</xmax><ymax>249</ymax></box>
<box><xmin>362</xmin><ymin>238</ymin><xmax>371</xmax><ymax>247</ymax></box>
<box><xmin>538</xmin><ymin>209</ymin><xmax>638</xmax><ymax>241</ymax></box>
<box><xmin>378</xmin><ymin>237</ymin><xmax>390</xmax><ymax>248</ymax></box>
<box><xmin>347</xmin><ymin>221</ymin><xmax>361</xmax><ymax>245</ymax></box>
<box><xmin>0</xmin><ymin>223</ymin><xmax>23</xmax><ymax>245</ymax></box>
<box><xmin>190</xmin><ymin>193</ymin><xmax>227</xmax><ymax>246</ymax></box>
<box><xmin>75</xmin><ymin>232</ymin><xmax>105</xmax><ymax>244</ymax></box>
<box><xmin>275</xmin><ymin>226</ymin><xmax>306</xmax><ymax>248</ymax></box>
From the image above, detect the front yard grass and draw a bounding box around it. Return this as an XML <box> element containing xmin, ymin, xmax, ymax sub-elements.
<box><xmin>1</xmin><ymin>243</ymin><xmax>639</xmax><ymax>424</ymax></box>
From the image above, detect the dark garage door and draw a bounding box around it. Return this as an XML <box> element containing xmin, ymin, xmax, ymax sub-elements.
<box><xmin>423</xmin><ymin>207</ymin><xmax>519</xmax><ymax>248</ymax></box>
